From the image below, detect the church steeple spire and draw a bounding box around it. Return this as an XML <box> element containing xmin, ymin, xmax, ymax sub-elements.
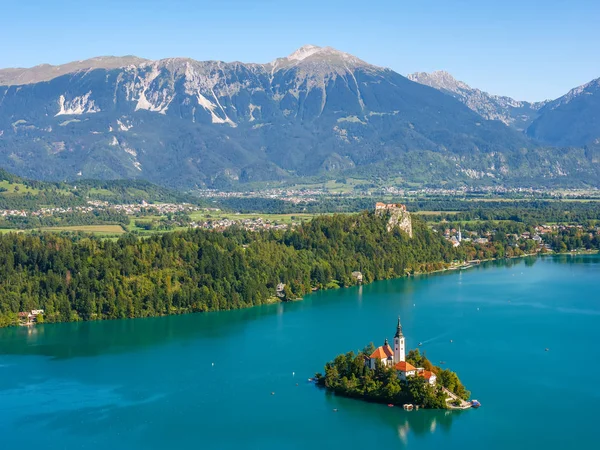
<box><xmin>393</xmin><ymin>316</ymin><xmax>405</xmax><ymax>363</ymax></box>
<box><xmin>394</xmin><ymin>316</ymin><xmax>403</xmax><ymax>338</ymax></box>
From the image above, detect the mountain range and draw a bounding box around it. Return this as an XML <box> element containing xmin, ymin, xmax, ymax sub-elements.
<box><xmin>407</xmin><ymin>71</ymin><xmax>548</xmax><ymax>131</ymax></box>
<box><xmin>407</xmin><ymin>70</ymin><xmax>600</xmax><ymax>150</ymax></box>
<box><xmin>0</xmin><ymin>45</ymin><xmax>599</xmax><ymax>189</ymax></box>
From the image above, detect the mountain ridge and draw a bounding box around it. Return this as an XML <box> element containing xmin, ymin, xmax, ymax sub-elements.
<box><xmin>0</xmin><ymin>45</ymin><xmax>376</xmax><ymax>87</ymax></box>
<box><xmin>0</xmin><ymin>46</ymin><xmax>598</xmax><ymax>188</ymax></box>
<box><xmin>526</xmin><ymin>76</ymin><xmax>600</xmax><ymax>147</ymax></box>
<box><xmin>407</xmin><ymin>70</ymin><xmax>549</xmax><ymax>130</ymax></box>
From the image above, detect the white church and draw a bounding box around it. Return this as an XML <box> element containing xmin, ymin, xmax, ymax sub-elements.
<box><xmin>367</xmin><ymin>317</ymin><xmax>437</xmax><ymax>386</ymax></box>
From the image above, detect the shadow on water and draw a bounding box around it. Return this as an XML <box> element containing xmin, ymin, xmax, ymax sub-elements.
<box><xmin>0</xmin><ymin>302</ymin><xmax>285</xmax><ymax>359</ymax></box>
<box><xmin>323</xmin><ymin>391</ymin><xmax>463</xmax><ymax>444</ymax></box>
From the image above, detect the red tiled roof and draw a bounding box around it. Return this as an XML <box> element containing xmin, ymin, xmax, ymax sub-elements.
<box><xmin>369</xmin><ymin>345</ymin><xmax>394</xmax><ymax>360</ymax></box>
<box><xmin>394</xmin><ymin>361</ymin><xmax>417</xmax><ymax>372</ymax></box>
<box><xmin>418</xmin><ymin>370</ymin><xmax>435</xmax><ymax>379</ymax></box>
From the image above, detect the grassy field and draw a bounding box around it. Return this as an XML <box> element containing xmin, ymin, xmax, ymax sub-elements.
<box><xmin>0</xmin><ymin>228</ymin><xmax>23</xmax><ymax>234</ymax></box>
<box><xmin>39</xmin><ymin>225</ymin><xmax>126</xmax><ymax>235</ymax></box>
<box><xmin>125</xmin><ymin>216</ymin><xmax>163</xmax><ymax>232</ymax></box>
<box><xmin>87</xmin><ymin>187</ymin><xmax>116</xmax><ymax>197</ymax></box>
<box><xmin>0</xmin><ymin>180</ymin><xmax>40</xmax><ymax>195</ymax></box>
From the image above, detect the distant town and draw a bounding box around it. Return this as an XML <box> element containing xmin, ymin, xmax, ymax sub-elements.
<box><xmin>195</xmin><ymin>185</ymin><xmax>600</xmax><ymax>201</ymax></box>
<box><xmin>441</xmin><ymin>223</ymin><xmax>599</xmax><ymax>253</ymax></box>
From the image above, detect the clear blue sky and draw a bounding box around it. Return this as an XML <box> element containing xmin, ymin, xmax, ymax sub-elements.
<box><xmin>2</xmin><ymin>0</ymin><xmax>599</xmax><ymax>101</ymax></box>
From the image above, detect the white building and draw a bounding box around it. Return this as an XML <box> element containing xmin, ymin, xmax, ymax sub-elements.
<box><xmin>368</xmin><ymin>317</ymin><xmax>405</xmax><ymax>368</ymax></box>
<box><xmin>395</xmin><ymin>361</ymin><xmax>417</xmax><ymax>380</ymax></box>
<box><xmin>418</xmin><ymin>370</ymin><xmax>437</xmax><ymax>386</ymax></box>
<box><xmin>393</xmin><ymin>316</ymin><xmax>405</xmax><ymax>363</ymax></box>
<box><xmin>368</xmin><ymin>339</ymin><xmax>394</xmax><ymax>369</ymax></box>
<box><xmin>367</xmin><ymin>318</ymin><xmax>437</xmax><ymax>386</ymax></box>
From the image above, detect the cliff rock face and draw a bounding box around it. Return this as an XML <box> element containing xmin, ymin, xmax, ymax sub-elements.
<box><xmin>375</xmin><ymin>203</ymin><xmax>412</xmax><ymax>237</ymax></box>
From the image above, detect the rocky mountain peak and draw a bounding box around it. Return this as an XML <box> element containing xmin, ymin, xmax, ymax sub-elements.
<box><xmin>548</xmin><ymin>77</ymin><xmax>600</xmax><ymax>109</ymax></box>
<box><xmin>273</xmin><ymin>45</ymin><xmax>371</xmax><ymax>69</ymax></box>
<box><xmin>408</xmin><ymin>70</ymin><xmax>548</xmax><ymax>130</ymax></box>
<box><xmin>287</xmin><ymin>45</ymin><xmax>323</xmax><ymax>61</ymax></box>
<box><xmin>0</xmin><ymin>47</ymin><xmax>595</xmax><ymax>189</ymax></box>
<box><xmin>0</xmin><ymin>56</ymin><xmax>149</xmax><ymax>86</ymax></box>
<box><xmin>408</xmin><ymin>71</ymin><xmax>470</xmax><ymax>93</ymax></box>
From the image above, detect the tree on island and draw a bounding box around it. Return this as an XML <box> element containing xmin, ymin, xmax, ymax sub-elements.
<box><xmin>316</xmin><ymin>347</ymin><xmax>469</xmax><ymax>409</ymax></box>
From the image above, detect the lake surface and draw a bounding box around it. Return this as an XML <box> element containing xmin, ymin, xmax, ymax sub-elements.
<box><xmin>1</xmin><ymin>255</ymin><xmax>599</xmax><ymax>449</ymax></box>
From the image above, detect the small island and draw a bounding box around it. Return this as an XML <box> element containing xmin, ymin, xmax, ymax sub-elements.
<box><xmin>315</xmin><ymin>318</ymin><xmax>473</xmax><ymax>410</ymax></box>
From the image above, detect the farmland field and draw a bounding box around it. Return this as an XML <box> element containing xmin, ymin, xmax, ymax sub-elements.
<box><xmin>39</xmin><ymin>225</ymin><xmax>126</xmax><ymax>235</ymax></box>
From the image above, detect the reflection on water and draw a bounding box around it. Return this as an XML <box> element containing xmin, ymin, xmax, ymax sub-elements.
<box><xmin>0</xmin><ymin>254</ymin><xmax>598</xmax><ymax>449</ymax></box>
<box><xmin>0</xmin><ymin>301</ymin><xmax>284</xmax><ymax>359</ymax></box>
<box><xmin>0</xmin><ymin>254</ymin><xmax>595</xmax><ymax>362</ymax></box>
<box><xmin>322</xmin><ymin>391</ymin><xmax>462</xmax><ymax>446</ymax></box>
<box><xmin>551</xmin><ymin>253</ymin><xmax>600</xmax><ymax>265</ymax></box>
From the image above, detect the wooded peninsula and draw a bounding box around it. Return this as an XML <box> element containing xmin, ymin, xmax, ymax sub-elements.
<box><xmin>0</xmin><ymin>209</ymin><xmax>597</xmax><ymax>327</ymax></box>
<box><xmin>0</xmin><ymin>212</ymin><xmax>453</xmax><ymax>326</ymax></box>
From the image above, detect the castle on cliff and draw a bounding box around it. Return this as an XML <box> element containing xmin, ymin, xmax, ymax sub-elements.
<box><xmin>374</xmin><ymin>203</ymin><xmax>413</xmax><ymax>237</ymax></box>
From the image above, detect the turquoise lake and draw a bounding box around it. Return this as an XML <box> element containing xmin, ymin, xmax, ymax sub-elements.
<box><xmin>1</xmin><ymin>254</ymin><xmax>599</xmax><ymax>449</ymax></box>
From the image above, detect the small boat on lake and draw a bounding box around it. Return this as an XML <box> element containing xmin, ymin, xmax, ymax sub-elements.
<box><xmin>388</xmin><ymin>404</ymin><xmax>394</xmax><ymax>407</ymax></box>
<box><xmin>471</xmin><ymin>400</ymin><xmax>481</xmax><ymax>408</ymax></box>
<box><xmin>418</xmin><ymin>342</ymin><xmax>423</xmax><ymax>346</ymax></box>
<box><xmin>403</xmin><ymin>404</ymin><xmax>414</xmax><ymax>411</ymax></box>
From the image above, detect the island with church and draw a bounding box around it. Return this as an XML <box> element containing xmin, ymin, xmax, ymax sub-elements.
<box><xmin>314</xmin><ymin>318</ymin><xmax>475</xmax><ymax>410</ymax></box>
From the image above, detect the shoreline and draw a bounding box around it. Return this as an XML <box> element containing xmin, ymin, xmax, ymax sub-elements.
<box><xmin>4</xmin><ymin>250</ymin><xmax>599</xmax><ymax>329</ymax></box>
<box><xmin>415</xmin><ymin>249</ymin><xmax>599</xmax><ymax>277</ymax></box>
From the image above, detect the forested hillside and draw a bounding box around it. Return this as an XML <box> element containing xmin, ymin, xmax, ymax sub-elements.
<box><xmin>0</xmin><ymin>168</ymin><xmax>197</xmax><ymax>210</ymax></box>
<box><xmin>0</xmin><ymin>213</ymin><xmax>453</xmax><ymax>326</ymax></box>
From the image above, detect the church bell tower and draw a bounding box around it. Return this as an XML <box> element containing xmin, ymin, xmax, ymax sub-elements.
<box><xmin>394</xmin><ymin>316</ymin><xmax>405</xmax><ymax>363</ymax></box>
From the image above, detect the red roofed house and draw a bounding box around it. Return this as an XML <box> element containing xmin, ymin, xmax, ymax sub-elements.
<box><xmin>368</xmin><ymin>317</ymin><xmax>406</xmax><ymax>369</ymax></box>
<box><xmin>394</xmin><ymin>361</ymin><xmax>417</xmax><ymax>380</ymax></box>
<box><xmin>368</xmin><ymin>339</ymin><xmax>394</xmax><ymax>369</ymax></box>
<box><xmin>418</xmin><ymin>370</ymin><xmax>437</xmax><ymax>386</ymax></box>
<box><xmin>366</xmin><ymin>318</ymin><xmax>438</xmax><ymax>386</ymax></box>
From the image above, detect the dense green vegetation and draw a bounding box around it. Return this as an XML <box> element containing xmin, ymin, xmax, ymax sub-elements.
<box><xmin>0</xmin><ymin>168</ymin><xmax>199</xmax><ymax>211</ymax></box>
<box><xmin>315</xmin><ymin>348</ymin><xmax>469</xmax><ymax>409</ymax></box>
<box><xmin>0</xmin><ymin>213</ymin><xmax>454</xmax><ymax>327</ymax></box>
<box><xmin>423</xmin><ymin>200</ymin><xmax>600</xmax><ymax>225</ymax></box>
<box><xmin>446</xmin><ymin>220</ymin><xmax>600</xmax><ymax>260</ymax></box>
<box><xmin>1</xmin><ymin>210</ymin><xmax>131</xmax><ymax>230</ymax></box>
